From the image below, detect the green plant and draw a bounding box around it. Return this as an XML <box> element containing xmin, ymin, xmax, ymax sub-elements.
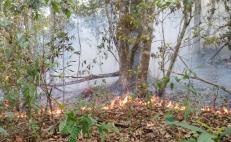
<box><xmin>165</xmin><ymin>115</ymin><xmax>231</xmax><ymax>142</ymax></box>
<box><xmin>28</xmin><ymin>119</ymin><xmax>40</xmax><ymax>138</ymax></box>
<box><xmin>59</xmin><ymin>111</ymin><xmax>118</xmax><ymax>142</ymax></box>
<box><xmin>182</xmin><ymin>100</ymin><xmax>194</xmax><ymax>120</ymax></box>
<box><xmin>0</xmin><ymin>127</ymin><xmax>9</xmax><ymax>137</ymax></box>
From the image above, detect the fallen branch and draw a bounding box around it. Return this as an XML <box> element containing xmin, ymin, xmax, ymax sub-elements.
<box><xmin>44</xmin><ymin>71</ymin><xmax>120</xmax><ymax>87</ymax></box>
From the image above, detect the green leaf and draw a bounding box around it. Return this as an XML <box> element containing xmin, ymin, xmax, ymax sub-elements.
<box><xmin>65</xmin><ymin>9</ymin><xmax>71</xmax><ymax>18</ymax></box>
<box><xmin>16</xmin><ymin>33</ymin><xmax>29</xmax><ymax>48</ymax></box>
<box><xmin>181</xmin><ymin>138</ymin><xmax>197</xmax><ymax>142</ymax></box>
<box><xmin>97</xmin><ymin>123</ymin><xmax>119</xmax><ymax>142</ymax></box>
<box><xmin>165</xmin><ymin>114</ymin><xmax>175</xmax><ymax>123</ymax></box>
<box><xmin>166</xmin><ymin>121</ymin><xmax>206</xmax><ymax>133</ymax></box>
<box><xmin>0</xmin><ymin>127</ymin><xmax>9</xmax><ymax>137</ymax></box>
<box><xmin>0</xmin><ymin>17</ymin><xmax>11</xmax><ymax>27</ymax></box>
<box><xmin>183</xmin><ymin>74</ymin><xmax>189</xmax><ymax>80</ymax></box>
<box><xmin>78</xmin><ymin>115</ymin><xmax>96</xmax><ymax>135</ymax></box>
<box><xmin>59</xmin><ymin>120</ymin><xmax>68</xmax><ymax>134</ymax></box>
<box><xmin>220</xmin><ymin>127</ymin><xmax>231</xmax><ymax>137</ymax></box>
<box><xmin>68</xmin><ymin>126</ymin><xmax>80</xmax><ymax>142</ymax></box>
<box><xmin>197</xmin><ymin>133</ymin><xmax>214</xmax><ymax>142</ymax></box>
<box><xmin>51</xmin><ymin>1</ymin><xmax>61</xmax><ymax>13</ymax></box>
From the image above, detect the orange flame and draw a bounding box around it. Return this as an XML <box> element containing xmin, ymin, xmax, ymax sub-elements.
<box><xmin>99</xmin><ymin>95</ymin><xmax>230</xmax><ymax>114</ymax></box>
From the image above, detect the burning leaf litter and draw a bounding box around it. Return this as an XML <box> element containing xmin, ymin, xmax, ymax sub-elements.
<box><xmin>1</xmin><ymin>95</ymin><xmax>231</xmax><ymax>141</ymax></box>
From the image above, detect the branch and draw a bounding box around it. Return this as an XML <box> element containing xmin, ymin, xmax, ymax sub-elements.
<box><xmin>104</xmin><ymin>1</ymin><xmax>118</xmax><ymax>47</ymax></box>
<box><xmin>210</xmin><ymin>43</ymin><xmax>227</xmax><ymax>60</ymax></box>
<box><xmin>44</xmin><ymin>72</ymin><xmax>120</xmax><ymax>87</ymax></box>
<box><xmin>171</xmin><ymin>71</ymin><xmax>231</xmax><ymax>95</ymax></box>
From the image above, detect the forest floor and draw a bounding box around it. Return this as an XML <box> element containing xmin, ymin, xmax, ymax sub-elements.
<box><xmin>1</xmin><ymin>90</ymin><xmax>231</xmax><ymax>142</ymax></box>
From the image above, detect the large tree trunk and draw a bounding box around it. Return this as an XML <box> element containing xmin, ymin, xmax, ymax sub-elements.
<box><xmin>136</xmin><ymin>4</ymin><xmax>155</xmax><ymax>97</ymax></box>
<box><xmin>114</xmin><ymin>0</ymin><xmax>155</xmax><ymax>96</ymax></box>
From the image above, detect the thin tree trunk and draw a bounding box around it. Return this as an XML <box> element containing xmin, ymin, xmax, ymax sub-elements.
<box><xmin>157</xmin><ymin>13</ymin><xmax>192</xmax><ymax>97</ymax></box>
<box><xmin>193</xmin><ymin>0</ymin><xmax>202</xmax><ymax>54</ymax></box>
<box><xmin>206</xmin><ymin>0</ymin><xmax>216</xmax><ymax>36</ymax></box>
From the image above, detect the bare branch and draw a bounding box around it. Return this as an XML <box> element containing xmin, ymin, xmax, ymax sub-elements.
<box><xmin>45</xmin><ymin>71</ymin><xmax>120</xmax><ymax>87</ymax></box>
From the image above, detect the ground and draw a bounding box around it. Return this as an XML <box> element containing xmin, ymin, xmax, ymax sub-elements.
<box><xmin>1</xmin><ymin>89</ymin><xmax>231</xmax><ymax>142</ymax></box>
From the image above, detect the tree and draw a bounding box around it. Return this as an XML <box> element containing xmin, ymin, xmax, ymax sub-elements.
<box><xmin>111</xmin><ymin>0</ymin><xmax>155</xmax><ymax>97</ymax></box>
<box><xmin>193</xmin><ymin>0</ymin><xmax>202</xmax><ymax>54</ymax></box>
<box><xmin>156</xmin><ymin>0</ymin><xmax>193</xmax><ymax>97</ymax></box>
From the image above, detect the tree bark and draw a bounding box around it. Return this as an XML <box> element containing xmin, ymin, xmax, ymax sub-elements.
<box><xmin>193</xmin><ymin>0</ymin><xmax>202</xmax><ymax>54</ymax></box>
<box><xmin>136</xmin><ymin>2</ymin><xmax>155</xmax><ymax>97</ymax></box>
<box><xmin>114</xmin><ymin>0</ymin><xmax>155</xmax><ymax>96</ymax></box>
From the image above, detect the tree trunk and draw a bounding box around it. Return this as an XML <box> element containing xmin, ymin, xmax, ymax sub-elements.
<box><xmin>157</xmin><ymin>10</ymin><xmax>192</xmax><ymax>97</ymax></box>
<box><xmin>136</xmin><ymin>4</ymin><xmax>155</xmax><ymax>97</ymax></box>
<box><xmin>114</xmin><ymin>0</ymin><xmax>155</xmax><ymax>96</ymax></box>
<box><xmin>193</xmin><ymin>0</ymin><xmax>202</xmax><ymax>54</ymax></box>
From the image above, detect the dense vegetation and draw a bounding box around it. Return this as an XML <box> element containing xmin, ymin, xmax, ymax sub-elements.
<box><xmin>0</xmin><ymin>0</ymin><xmax>230</xmax><ymax>141</ymax></box>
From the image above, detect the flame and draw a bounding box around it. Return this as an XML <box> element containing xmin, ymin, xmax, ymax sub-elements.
<box><xmin>99</xmin><ymin>95</ymin><xmax>230</xmax><ymax>114</ymax></box>
<box><xmin>15</xmin><ymin>112</ymin><xmax>26</xmax><ymax>118</ymax></box>
<box><xmin>0</xmin><ymin>107</ymin><xmax>63</xmax><ymax>119</ymax></box>
<box><xmin>80</xmin><ymin>107</ymin><xmax>92</xmax><ymax>111</ymax></box>
<box><xmin>1</xmin><ymin>95</ymin><xmax>230</xmax><ymax>119</ymax></box>
<box><xmin>5</xmin><ymin>76</ymin><xmax>9</xmax><ymax>81</ymax></box>
<box><xmin>48</xmin><ymin>108</ymin><xmax>63</xmax><ymax>116</ymax></box>
<box><xmin>222</xmin><ymin>107</ymin><xmax>229</xmax><ymax>113</ymax></box>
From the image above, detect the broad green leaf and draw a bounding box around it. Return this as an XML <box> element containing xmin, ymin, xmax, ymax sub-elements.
<box><xmin>165</xmin><ymin>114</ymin><xmax>175</xmax><ymax>123</ymax></box>
<box><xmin>197</xmin><ymin>133</ymin><xmax>214</xmax><ymax>142</ymax></box>
<box><xmin>16</xmin><ymin>33</ymin><xmax>29</xmax><ymax>48</ymax></box>
<box><xmin>220</xmin><ymin>127</ymin><xmax>231</xmax><ymax>137</ymax></box>
<box><xmin>0</xmin><ymin>17</ymin><xmax>11</xmax><ymax>27</ymax></box>
<box><xmin>68</xmin><ymin>126</ymin><xmax>80</xmax><ymax>142</ymax></box>
<box><xmin>0</xmin><ymin>127</ymin><xmax>9</xmax><ymax>137</ymax></box>
<box><xmin>59</xmin><ymin>120</ymin><xmax>68</xmax><ymax>134</ymax></box>
<box><xmin>181</xmin><ymin>138</ymin><xmax>197</xmax><ymax>142</ymax></box>
<box><xmin>166</xmin><ymin>121</ymin><xmax>206</xmax><ymax>133</ymax></box>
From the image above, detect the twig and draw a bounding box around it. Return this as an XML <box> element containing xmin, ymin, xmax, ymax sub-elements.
<box><xmin>171</xmin><ymin>71</ymin><xmax>231</xmax><ymax>95</ymax></box>
<box><xmin>210</xmin><ymin>43</ymin><xmax>227</xmax><ymax>60</ymax></box>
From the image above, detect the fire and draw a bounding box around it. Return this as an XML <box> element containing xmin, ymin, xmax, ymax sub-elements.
<box><xmin>101</xmin><ymin>95</ymin><xmax>132</xmax><ymax>110</ymax></box>
<box><xmin>80</xmin><ymin>107</ymin><xmax>92</xmax><ymax>111</ymax></box>
<box><xmin>48</xmin><ymin>108</ymin><xmax>63</xmax><ymax>116</ymax></box>
<box><xmin>99</xmin><ymin>95</ymin><xmax>231</xmax><ymax>114</ymax></box>
<box><xmin>0</xmin><ymin>108</ymin><xmax>63</xmax><ymax>119</ymax></box>
<box><xmin>223</xmin><ymin>107</ymin><xmax>229</xmax><ymax>113</ymax></box>
<box><xmin>15</xmin><ymin>112</ymin><xmax>26</xmax><ymax>118</ymax></box>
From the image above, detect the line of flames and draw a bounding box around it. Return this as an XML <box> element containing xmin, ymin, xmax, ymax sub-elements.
<box><xmin>1</xmin><ymin>95</ymin><xmax>230</xmax><ymax>118</ymax></box>
<box><xmin>100</xmin><ymin>95</ymin><xmax>230</xmax><ymax>114</ymax></box>
<box><xmin>0</xmin><ymin>109</ymin><xmax>63</xmax><ymax>118</ymax></box>
<box><xmin>0</xmin><ymin>101</ymin><xmax>63</xmax><ymax>118</ymax></box>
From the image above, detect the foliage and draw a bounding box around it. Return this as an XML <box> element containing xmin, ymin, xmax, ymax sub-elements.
<box><xmin>165</xmin><ymin>115</ymin><xmax>231</xmax><ymax>142</ymax></box>
<box><xmin>59</xmin><ymin>111</ymin><xmax>118</xmax><ymax>142</ymax></box>
<box><xmin>0</xmin><ymin>127</ymin><xmax>9</xmax><ymax>137</ymax></box>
